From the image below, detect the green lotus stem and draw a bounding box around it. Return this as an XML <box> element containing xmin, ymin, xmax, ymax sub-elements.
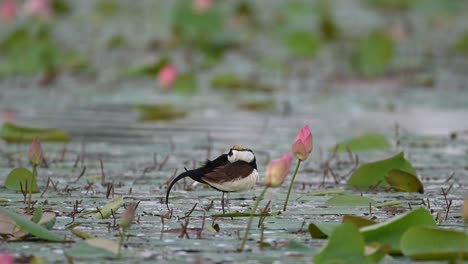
<box><xmin>239</xmin><ymin>186</ymin><xmax>268</xmax><ymax>252</ymax></box>
<box><xmin>283</xmin><ymin>159</ymin><xmax>301</xmax><ymax>211</ymax></box>
<box><xmin>27</xmin><ymin>165</ymin><xmax>36</xmax><ymax>214</ymax></box>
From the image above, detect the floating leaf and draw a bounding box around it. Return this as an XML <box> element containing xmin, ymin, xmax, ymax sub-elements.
<box><xmin>0</xmin><ymin>122</ymin><xmax>71</xmax><ymax>143</ymax></box>
<box><xmin>134</xmin><ymin>104</ymin><xmax>186</xmax><ymax>122</ymax></box>
<box><xmin>314</xmin><ymin>223</ymin><xmax>371</xmax><ymax>264</ymax></box>
<box><xmin>360</xmin><ymin>208</ymin><xmax>436</xmax><ymax>253</ymax></box>
<box><xmin>239</xmin><ymin>100</ymin><xmax>275</xmax><ymax>112</ymax></box>
<box><xmin>172</xmin><ymin>73</ymin><xmax>198</xmax><ymax>94</ymax></box>
<box><xmin>68</xmin><ymin>238</ymin><xmax>119</xmax><ymax>258</ymax></box>
<box><xmin>211</xmin><ymin>211</ymin><xmax>274</xmax><ymax>218</ymax></box>
<box><xmin>454</xmin><ymin>31</ymin><xmax>468</xmax><ymax>54</ymax></box>
<box><xmin>351</xmin><ymin>31</ymin><xmax>394</xmax><ymax>77</ymax></box>
<box><xmin>70</xmin><ymin>227</ymin><xmax>95</xmax><ymax>240</ymax></box>
<box><xmin>32</xmin><ymin>208</ymin><xmax>43</xmax><ymax>223</ymax></box>
<box><xmin>308</xmin><ymin>189</ymin><xmax>346</xmax><ymax>196</ymax></box>
<box><xmin>342</xmin><ymin>215</ymin><xmax>377</xmax><ymax>228</ymax></box>
<box><xmin>211</xmin><ymin>73</ymin><xmax>273</xmax><ymax>92</ymax></box>
<box><xmin>123</xmin><ymin>57</ymin><xmax>168</xmax><ymax>78</ymax></box>
<box><xmin>325</xmin><ymin>195</ymin><xmax>376</xmax><ymax>207</ymax></box>
<box><xmin>366</xmin><ymin>0</ymin><xmax>411</xmax><ymax>10</ymax></box>
<box><xmin>347</xmin><ymin>152</ymin><xmax>415</xmax><ymax>188</ymax></box>
<box><xmin>401</xmin><ymin>226</ymin><xmax>468</xmax><ymax>261</ymax></box>
<box><xmin>308</xmin><ymin>222</ymin><xmax>339</xmax><ymax>239</ymax></box>
<box><xmin>4</xmin><ymin>167</ymin><xmax>38</xmax><ymax>193</ymax></box>
<box><xmin>376</xmin><ymin>201</ymin><xmax>402</xmax><ymax>208</ymax></box>
<box><xmin>0</xmin><ymin>207</ymin><xmax>63</xmax><ymax>242</ymax></box>
<box><xmin>331</xmin><ymin>133</ymin><xmax>391</xmax><ymax>153</ymax></box>
<box><xmin>0</xmin><ymin>210</ymin><xmax>57</xmax><ymax>240</ymax></box>
<box><xmin>384</xmin><ymin>169</ymin><xmax>424</xmax><ymax>193</ymax></box>
<box><xmin>95</xmin><ymin>196</ymin><xmax>124</xmax><ymax>219</ymax></box>
<box><xmin>284</xmin><ymin>31</ymin><xmax>320</xmax><ymax>57</ymax></box>
<box><xmin>287</xmin><ymin>240</ymin><xmax>310</xmax><ymax>252</ymax></box>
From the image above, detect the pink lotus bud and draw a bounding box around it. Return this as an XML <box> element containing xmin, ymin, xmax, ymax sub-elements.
<box><xmin>193</xmin><ymin>0</ymin><xmax>213</xmax><ymax>14</ymax></box>
<box><xmin>1</xmin><ymin>0</ymin><xmax>16</xmax><ymax>24</ymax></box>
<box><xmin>28</xmin><ymin>136</ymin><xmax>43</xmax><ymax>166</ymax></box>
<box><xmin>0</xmin><ymin>253</ymin><xmax>15</xmax><ymax>264</ymax></box>
<box><xmin>291</xmin><ymin>125</ymin><xmax>313</xmax><ymax>161</ymax></box>
<box><xmin>157</xmin><ymin>65</ymin><xmax>177</xmax><ymax>90</ymax></box>
<box><xmin>265</xmin><ymin>153</ymin><xmax>292</xmax><ymax>187</ymax></box>
<box><xmin>23</xmin><ymin>0</ymin><xmax>52</xmax><ymax>20</ymax></box>
<box><xmin>120</xmin><ymin>203</ymin><xmax>137</xmax><ymax>230</ymax></box>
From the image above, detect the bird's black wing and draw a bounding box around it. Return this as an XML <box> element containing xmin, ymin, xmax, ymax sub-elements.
<box><xmin>165</xmin><ymin>154</ymin><xmax>229</xmax><ymax>208</ymax></box>
<box><xmin>202</xmin><ymin>160</ymin><xmax>255</xmax><ymax>184</ymax></box>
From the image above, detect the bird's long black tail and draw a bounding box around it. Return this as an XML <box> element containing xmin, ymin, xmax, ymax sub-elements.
<box><xmin>165</xmin><ymin>170</ymin><xmax>200</xmax><ymax>210</ymax></box>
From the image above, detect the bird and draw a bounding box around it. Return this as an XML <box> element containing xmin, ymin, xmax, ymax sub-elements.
<box><xmin>165</xmin><ymin>145</ymin><xmax>258</xmax><ymax>213</ymax></box>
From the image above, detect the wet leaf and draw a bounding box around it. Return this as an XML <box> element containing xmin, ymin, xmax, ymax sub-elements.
<box><xmin>365</xmin><ymin>243</ymin><xmax>391</xmax><ymax>263</ymax></box>
<box><xmin>0</xmin><ymin>122</ymin><xmax>71</xmax><ymax>143</ymax></box>
<box><xmin>325</xmin><ymin>195</ymin><xmax>376</xmax><ymax>207</ymax></box>
<box><xmin>211</xmin><ymin>212</ymin><xmax>273</xmax><ymax>218</ymax></box>
<box><xmin>314</xmin><ymin>223</ymin><xmax>371</xmax><ymax>264</ymax></box>
<box><xmin>400</xmin><ymin>226</ymin><xmax>468</xmax><ymax>261</ymax></box>
<box><xmin>331</xmin><ymin>133</ymin><xmax>391</xmax><ymax>153</ymax></box>
<box><xmin>308</xmin><ymin>189</ymin><xmax>346</xmax><ymax>196</ymax></box>
<box><xmin>239</xmin><ymin>100</ymin><xmax>275</xmax><ymax>112</ymax></box>
<box><xmin>342</xmin><ymin>215</ymin><xmax>377</xmax><ymax>228</ymax></box>
<box><xmin>0</xmin><ymin>198</ymin><xmax>11</xmax><ymax>205</ymax></box>
<box><xmin>95</xmin><ymin>196</ymin><xmax>124</xmax><ymax>219</ymax></box>
<box><xmin>5</xmin><ymin>167</ymin><xmax>38</xmax><ymax>193</ymax></box>
<box><xmin>284</xmin><ymin>31</ymin><xmax>320</xmax><ymax>57</ymax></box>
<box><xmin>0</xmin><ymin>207</ymin><xmax>63</xmax><ymax>241</ymax></box>
<box><xmin>360</xmin><ymin>208</ymin><xmax>436</xmax><ymax>253</ymax></box>
<box><xmin>351</xmin><ymin>31</ymin><xmax>394</xmax><ymax>77</ymax></box>
<box><xmin>384</xmin><ymin>169</ymin><xmax>424</xmax><ymax>193</ymax></box>
<box><xmin>347</xmin><ymin>152</ymin><xmax>416</xmax><ymax>188</ymax></box>
<box><xmin>172</xmin><ymin>73</ymin><xmax>198</xmax><ymax>94</ymax></box>
<box><xmin>308</xmin><ymin>222</ymin><xmax>339</xmax><ymax>239</ymax></box>
<box><xmin>134</xmin><ymin>104</ymin><xmax>186</xmax><ymax>121</ymax></box>
<box><xmin>67</xmin><ymin>239</ymin><xmax>116</xmax><ymax>258</ymax></box>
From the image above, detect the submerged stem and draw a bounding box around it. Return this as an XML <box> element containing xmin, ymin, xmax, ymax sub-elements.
<box><xmin>239</xmin><ymin>186</ymin><xmax>268</xmax><ymax>252</ymax></box>
<box><xmin>283</xmin><ymin>159</ymin><xmax>301</xmax><ymax>211</ymax></box>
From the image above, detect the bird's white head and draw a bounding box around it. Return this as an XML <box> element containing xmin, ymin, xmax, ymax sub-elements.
<box><xmin>227</xmin><ymin>145</ymin><xmax>255</xmax><ymax>163</ymax></box>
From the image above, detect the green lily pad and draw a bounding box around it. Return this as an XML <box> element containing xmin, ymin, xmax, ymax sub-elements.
<box><xmin>376</xmin><ymin>201</ymin><xmax>402</xmax><ymax>208</ymax></box>
<box><xmin>239</xmin><ymin>100</ymin><xmax>275</xmax><ymax>112</ymax></box>
<box><xmin>342</xmin><ymin>215</ymin><xmax>377</xmax><ymax>228</ymax></box>
<box><xmin>360</xmin><ymin>208</ymin><xmax>436</xmax><ymax>253</ymax></box>
<box><xmin>351</xmin><ymin>31</ymin><xmax>394</xmax><ymax>77</ymax></box>
<box><xmin>347</xmin><ymin>152</ymin><xmax>416</xmax><ymax>188</ymax></box>
<box><xmin>325</xmin><ymin>195</ymin><xmax>376</xmax><ymax>207</ymax></box>
<box><xmin>0</xmin><ymin>207</ymin><xmax>63</xmax><ymax>242</ymax></box>
<box><xmin>330</xmin><ymin>133</ymin><xmax>391</xmax><ymax>153</ymax></box>
<box><xmin>5</xmin><ymin>167</ymin><xmax>38</xmax><ymax>193</ymax></box>
<box><xmin>172</xmin><ymin>73</ymin><xmax>198</xmax><ymax>94</ymax></box>
<box><xmin>0</xmin><ymin>122</ymin><xmax>71</xmax><ymax>143</ymax></box>
<box><xmin>95</xmin><ymin>196</ymin><xmax>124</xmax><ymax>219</ymax></box>
<box><xmin>123</xmin><ymin>57</ymin><xmax>168</xmax><ymax>78</ymax></box>
<box><xmin>314</xmin><ymin>223</ymin><xmax>371</xmax><ymax>264</ymax></box>
<box><xmin>284</xmin><ymin>31</ymin><xmax>321</xmax><ymax>57</ymax></box>
<box><xmin>401</xmin><ymin>226</ymin><xmax>468</xmax><ymax>261</ymax></box>
<box><xmin>134</xmin><ymin>104</ymin><xmax>186</xmax><ymax>121</ymax></box>
<box><xmin>67</xmin><ymin>238</ymin><xmax>118</xmax><ymax>258</ymax></box>
<box><xmin>454</xmin><ymin>31</ymin><xmax>468</xmax><ymax>54</ymax></box>
<box><xmin>211</xmin><ymin>73</ymin><xmax>273</xmax><ymax>92</ymax></box>
<box><xmin>308</xmin><ymin>189</ymin><xmax>346</xmax><ymax>196</ymax></box>
<box><xmin>384</xmin><ymin>169</ymin><xmax>424</xmax><ymax>193</ymax></box>
<box><xmin>308</xmin><ymin>222</ymin><xmax>340</xmax><ymax>239</ymax></box>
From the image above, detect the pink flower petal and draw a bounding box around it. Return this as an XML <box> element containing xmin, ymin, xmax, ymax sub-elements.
<box><xmin>157</xmin><ymin>65</ymin><xmax>177</xmax><ymax>90</ymax></box>
<box><xmin>292</xmin><ymin>139</ymin><xmax>308</xmax><ymax>161</ymax></box>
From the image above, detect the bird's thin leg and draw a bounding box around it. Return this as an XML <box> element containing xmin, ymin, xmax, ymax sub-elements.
<box><xmin>226</xmin><ymin>192</ymin><xmax>231</xmax><ymax>213</ymax></box>
<box><xmin>221</xmin><ymin>192</ymin><xmax>226</xmax><ymax>214</ymax></box>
